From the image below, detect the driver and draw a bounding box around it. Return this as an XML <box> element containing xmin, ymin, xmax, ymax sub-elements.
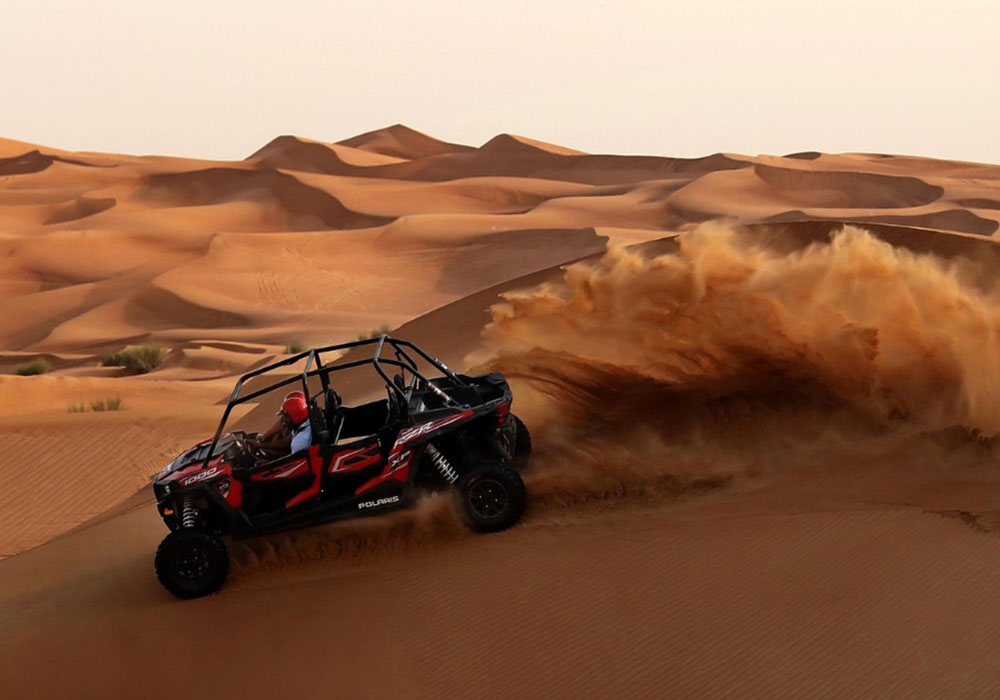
<box><xmin>248</xmin><ymin>391</ymin><xmax>312</xmax><ymax>458</ymax></box>
<box><xmin>255</xmin><ymin>391</ymin><xmax>303</xmax><ymax>444</ymax></box>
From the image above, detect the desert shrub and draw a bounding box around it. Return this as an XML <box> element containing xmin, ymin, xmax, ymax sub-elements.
<box><xmin>285</xmin><ymin>338</ymin><xmax>306</xmax><ymax>354</ymax></box>
<box><xmin>15</xmin><ymin>358</ymin><xmax>51</xmax><ymax>376</ymax></box>
<box><xmin>90</xmin><ymin>396</ymin><xmax>125</xmax><ymax>412</ymax></box>
<box><xmin>68</xmin><ymin>403</ymin><xmax>86</xmax><ymax>413</ymax></box>
<box><xmin>356</xmin><ymin>324</ymin><xmax>393</xmax><ymax>341</ymax></box>
<box><xmin>102</xmin><ymin>344</ymin><xmax>166</xmax><ymax>374</ymax></box>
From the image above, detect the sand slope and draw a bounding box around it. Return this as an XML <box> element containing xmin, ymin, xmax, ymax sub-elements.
<box><xmin>1</xmin><ymin>395</ymin><xmax>998</xmax><ymax>699</ymax></box>
<box><xmin>2</xmin><ymin>128</ymin><xmax>1000</xmax><ymax>698</ymax></box>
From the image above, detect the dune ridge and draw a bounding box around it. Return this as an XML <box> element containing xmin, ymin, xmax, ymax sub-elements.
<box><xmin>336</xmin><ymin>123</ymin><xmax>474</xmax><ymax>159</ymax></box>
<box><xmin>247</xmin><ymin>135</ymin><xmax>409</xmax><ymax>174</ymax></box>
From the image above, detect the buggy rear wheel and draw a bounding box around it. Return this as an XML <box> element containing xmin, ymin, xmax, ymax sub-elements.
<box><xmin>455</xmin><ymin>462</ymin><xmax>526</xmax><ymax>533</ymax></box>
<box><xmin>155</xmin><ymin>529</ymin><xmax>229</xmax><ymax>599</ymax></box>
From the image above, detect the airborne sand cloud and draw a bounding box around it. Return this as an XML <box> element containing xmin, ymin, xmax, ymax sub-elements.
<box><xmin>486</xmin><ymin>224</ymin><xmax>1000</xmax><ymax>435</ymax></box>
<box><xmin>479</xmin><ymin>224</ymin><xmax>1000</xmax><ymax>504</ymax></box>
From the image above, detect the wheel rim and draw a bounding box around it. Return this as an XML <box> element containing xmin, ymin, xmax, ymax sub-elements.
<box><xmin>468</xmin><ymin>477</ymin><xmax>509</xmax><ymax>519</ymax></box>
<box><xmin>174</xmin><ymin>543</ymin><xmax>215</xmax><ymax>582</ymax></box>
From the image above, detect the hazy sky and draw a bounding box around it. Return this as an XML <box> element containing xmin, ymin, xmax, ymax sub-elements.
<box><xmin>4</xmin><ymin>0</ymin><xmax>998</xmax><ymax>162</ymax></box>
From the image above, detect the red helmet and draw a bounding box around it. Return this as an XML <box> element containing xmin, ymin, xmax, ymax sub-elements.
<box><xmin>279</xmin><ymin>393</ymin><xmax>309</xmax><ymax>425</ymax></box>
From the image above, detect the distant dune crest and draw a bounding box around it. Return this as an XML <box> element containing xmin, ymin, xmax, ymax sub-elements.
<box><xmin>336</xmin><ymin>123</ymin><xmax>473</xmax><ymax>159</ymax></box>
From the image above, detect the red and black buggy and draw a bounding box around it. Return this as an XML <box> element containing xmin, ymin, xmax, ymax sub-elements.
<box><xmin>152</xmin><ymin>335</ymin><xmax>530</xmax><ymax>598</ymax></box>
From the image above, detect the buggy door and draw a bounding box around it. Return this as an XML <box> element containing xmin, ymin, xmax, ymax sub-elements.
<box><xmin>242</xmin><ymin>447</ymin><xmax>319</xmax><ymax>515</ymax></box>
<box><xmin>321</xmin><ymin>391</ymin><xmax>407</xmax><ymax>499</ymax></box>
<box><xmin>321</xmin><ymin>436</ymin><xmax>383</xmax><ymax>498</ymax></box>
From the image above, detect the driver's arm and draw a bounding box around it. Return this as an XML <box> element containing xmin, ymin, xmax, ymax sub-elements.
<box><xmin>258</xmin><ymin>417</ymin><xmax>284</xmax><ymax>442</ymax></box>
<box><xmin>263</xmin><ymin>434</ymin><xmax>292</xmax><ymax>452</ymax></box>
<box><xmin>249</xmin><ymin>429</ymin><xmax>292</xmax><ymax>455</ymax></box>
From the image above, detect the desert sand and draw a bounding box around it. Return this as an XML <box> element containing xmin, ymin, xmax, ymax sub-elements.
<box><xmin>1</xmin><ymin>125</ymin><xmax>999</xmax><ymax>698</ymax></box>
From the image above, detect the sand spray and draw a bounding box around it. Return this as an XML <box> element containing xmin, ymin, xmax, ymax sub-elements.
<box><xmin>477</xmin><ymin>223</ymin><xmax>1000</xmax><ymax>500</ymax></box>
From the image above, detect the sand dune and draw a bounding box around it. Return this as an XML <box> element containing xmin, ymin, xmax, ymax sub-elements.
<box><xmin>336</xmin><ymin>123</ymin><xmax>474</xmax><ymax>159</ymax></box>
<box><xmin>0</xmin><ymin>416</ymin><xmax>207</xmax><ymax>557</ymax></box>
<box><xmin>0</xmin><ymin>149</ymin><xmax>102</xmax><ymax>176</ymax></box>
<box><xmin>3</xmin><ymin>472</ymin><xmax>999</xmax><ymax>699</ymax></box>
<box><xmin>0</xmin><ymin>373</ymin><xmax>233</xmax><ymax>557</ymax></box>
<box><xmin>248</xmin><ymin>135</ymin><xmax>409</xmax><ymax>173</ymax></box>
<box><xmin>753</xmin><ymin>163</ymin><xmax>945</xmax><ymax>208</ymax></box>
<box><xmin>5</xmin><ymin>126</ymin><xmax>999</xmax><ymax>359</ymax></box>
<box><xmin>766</xmin><ymin>207</ymin><xmax>999</xmax><ymax>236</ymax></box>
<box><xmin>478</xmin><ymin>132</ymin><xmax>587</xmax><ymax>156</ymax></box>
<box><xmin>371</xmin><ymin>144</ymin><xmax>749</xmax><ymax>186</ymax></box>
<box><xmin>2</xmin><ymin>127</ymin><xmax>1000</xmax><ymax>698</ymax></box>
<box><xmin>137</xmin><ymin>167</ymin><xmax>395</xmax><ymax>230</ymax></box>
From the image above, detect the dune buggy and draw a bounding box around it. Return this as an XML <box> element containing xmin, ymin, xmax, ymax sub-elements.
<box><xmin>152</xmin><ymin>335</ymin><xmax>531</xmax><ymax>598</ymax></box>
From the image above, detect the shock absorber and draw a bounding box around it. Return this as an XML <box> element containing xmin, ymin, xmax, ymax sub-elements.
<box><xmin>181</xmin><ymin>496</ymin><xmax>198</xmax><ymax>529</ymax></box>
<box><xmin>425</xmin><ymin>444</ymin><xmax>459</xmax><ymax>484</ymax></box>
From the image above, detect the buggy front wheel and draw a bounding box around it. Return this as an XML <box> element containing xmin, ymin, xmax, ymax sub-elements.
<box><xmin>155</xmin><ymin>529</ymin><xmax>229</xmax><ymax>599</ymax></box>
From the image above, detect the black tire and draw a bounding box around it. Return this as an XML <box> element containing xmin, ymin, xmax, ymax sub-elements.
<box><xmin>511</xmin><ymin>414</ymin><xmax>532</xmax><ymax>470</ymax></box>
<box><xmin>155</xmin><ymin>529</ymin><xmax>230</xmax><ymax>599</ymax></box>
<box><xmin>455</xmin><ymin>462</ymin><xmax>526</xmax><ymax>533</ymax></box>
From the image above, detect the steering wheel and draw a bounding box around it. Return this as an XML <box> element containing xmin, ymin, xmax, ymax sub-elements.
<box><xmin>227</xmin><ymin>433</ymin><xmax>249</xmax><ymax>468</ymax></box>
<box><xmin>229</xmin><ymin>432</ymin><xmax>266</xmax><ymax>468</ymax></box>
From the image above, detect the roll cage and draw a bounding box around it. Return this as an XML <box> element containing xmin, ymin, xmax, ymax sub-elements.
<box><xmin>199</xmin><ymin>335</ymin><xmax>469</xmax><ymax>470</ymax></box>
